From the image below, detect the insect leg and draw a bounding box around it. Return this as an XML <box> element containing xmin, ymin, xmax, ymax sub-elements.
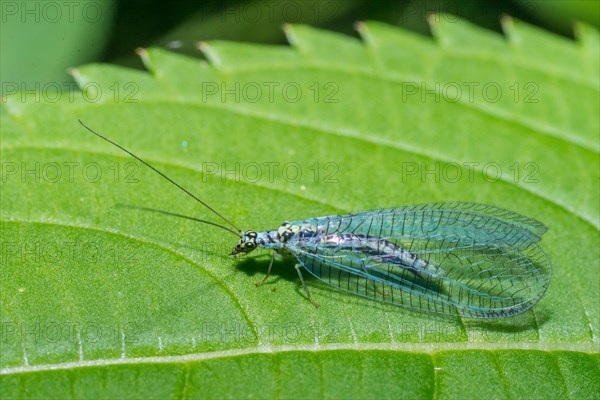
<box><xmin>295</xmin><ymin>264</ymin><xmax>320</xmax><ymax>308</ymax></box>
<box><xmin>255</xmin><ymin>252</ymin><xmax>275</xmax><ymax>287</ymax></box>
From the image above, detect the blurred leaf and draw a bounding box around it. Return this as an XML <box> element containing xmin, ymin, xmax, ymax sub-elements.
<box><xmin>1</xmin><ymin>17</ymin><xmax>598</xmax><ymax>399</ymax></box>
<box><xmin>159</xmin><ymin>0</ymin><xmax>360</xmax><ymax>47</ymax></box>
<box><xmin>0</xmin><ymin>0</ymin><xmax>115</xmax><ymax>90</ymax></box>
<box><xmin>515</xmin><ymin>0</ymin><xmax>600</xmax><ymax>32</ymax></box>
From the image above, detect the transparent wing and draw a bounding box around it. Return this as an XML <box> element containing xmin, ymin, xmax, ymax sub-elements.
<box><xmin>286</xmin><ymin>202</ymin><xmax>551</xmax><ymax>318</ymax></box>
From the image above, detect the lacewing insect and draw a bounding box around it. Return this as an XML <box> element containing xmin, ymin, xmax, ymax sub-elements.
<box><xmin>78</xmin><ymin>120</ymin><xmax>551</xmax><ymax>319</ymax></box>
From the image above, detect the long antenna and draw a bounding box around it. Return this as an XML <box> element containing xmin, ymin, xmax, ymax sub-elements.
<box><xmin>78</xmin><ymin>119</ymin><xmax>241</xmax><ymax>233</ymax></box>
<box><xmin>117</xmin><ymin>204</ymin><xmax>241</xmax><ymax>237</ymax></box>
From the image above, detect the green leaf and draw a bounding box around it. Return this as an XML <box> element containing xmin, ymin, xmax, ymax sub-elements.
<box><xmin>1</xmin><ymin>18</ymin><xmax>599</xmax><ymax>399</ymax></box>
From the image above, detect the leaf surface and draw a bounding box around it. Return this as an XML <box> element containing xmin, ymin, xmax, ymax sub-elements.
<box><xmin>1</xmin><ymin>18</ymin><xmax>599</xmax><ymax>399</ymax></box>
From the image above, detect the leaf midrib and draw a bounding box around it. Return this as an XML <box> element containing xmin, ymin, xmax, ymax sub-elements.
<box><xmin>2</xmin><ymin>342</ymin><xmax>598</xmax><ymax>376</ymax></box>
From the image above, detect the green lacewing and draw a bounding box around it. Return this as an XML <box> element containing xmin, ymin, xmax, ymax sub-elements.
<box><xmin>79</xmin><ymin>120</ymin><xmax>551</xmax><ymax>318</ymax></box>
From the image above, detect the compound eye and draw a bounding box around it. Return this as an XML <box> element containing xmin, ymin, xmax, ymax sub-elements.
<box><xmin>245</xmin><ymin>242</ymin><xmax>255</xmax><ymax>249</ymax></box>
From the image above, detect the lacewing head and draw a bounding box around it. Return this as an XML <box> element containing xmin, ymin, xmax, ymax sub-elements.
<box><xmin>231</xmin><ymin>231</ymin><xmax>259</xmax><ymax>255</ymax></box>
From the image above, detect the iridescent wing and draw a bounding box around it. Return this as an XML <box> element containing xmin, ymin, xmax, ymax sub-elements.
<box><xmin>285</xmin><ymin>202</ymin><xmax>551</xmax><ymax>318</ymax></box>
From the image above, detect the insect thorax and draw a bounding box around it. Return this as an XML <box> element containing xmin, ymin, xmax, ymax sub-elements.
<box><xmin>257</xmin><ymin>222</ymin><xmax>319</xmax><ymax>249</ymax></box>
<box><xmin>232</xmin><ymin>222</ymin><xmax>319</xmax><ymax>255</ymax></box>
<box><xmin>255</xmin><ymin>229</ymin><xmax>282</xmax><ymax>249</ymax></box>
